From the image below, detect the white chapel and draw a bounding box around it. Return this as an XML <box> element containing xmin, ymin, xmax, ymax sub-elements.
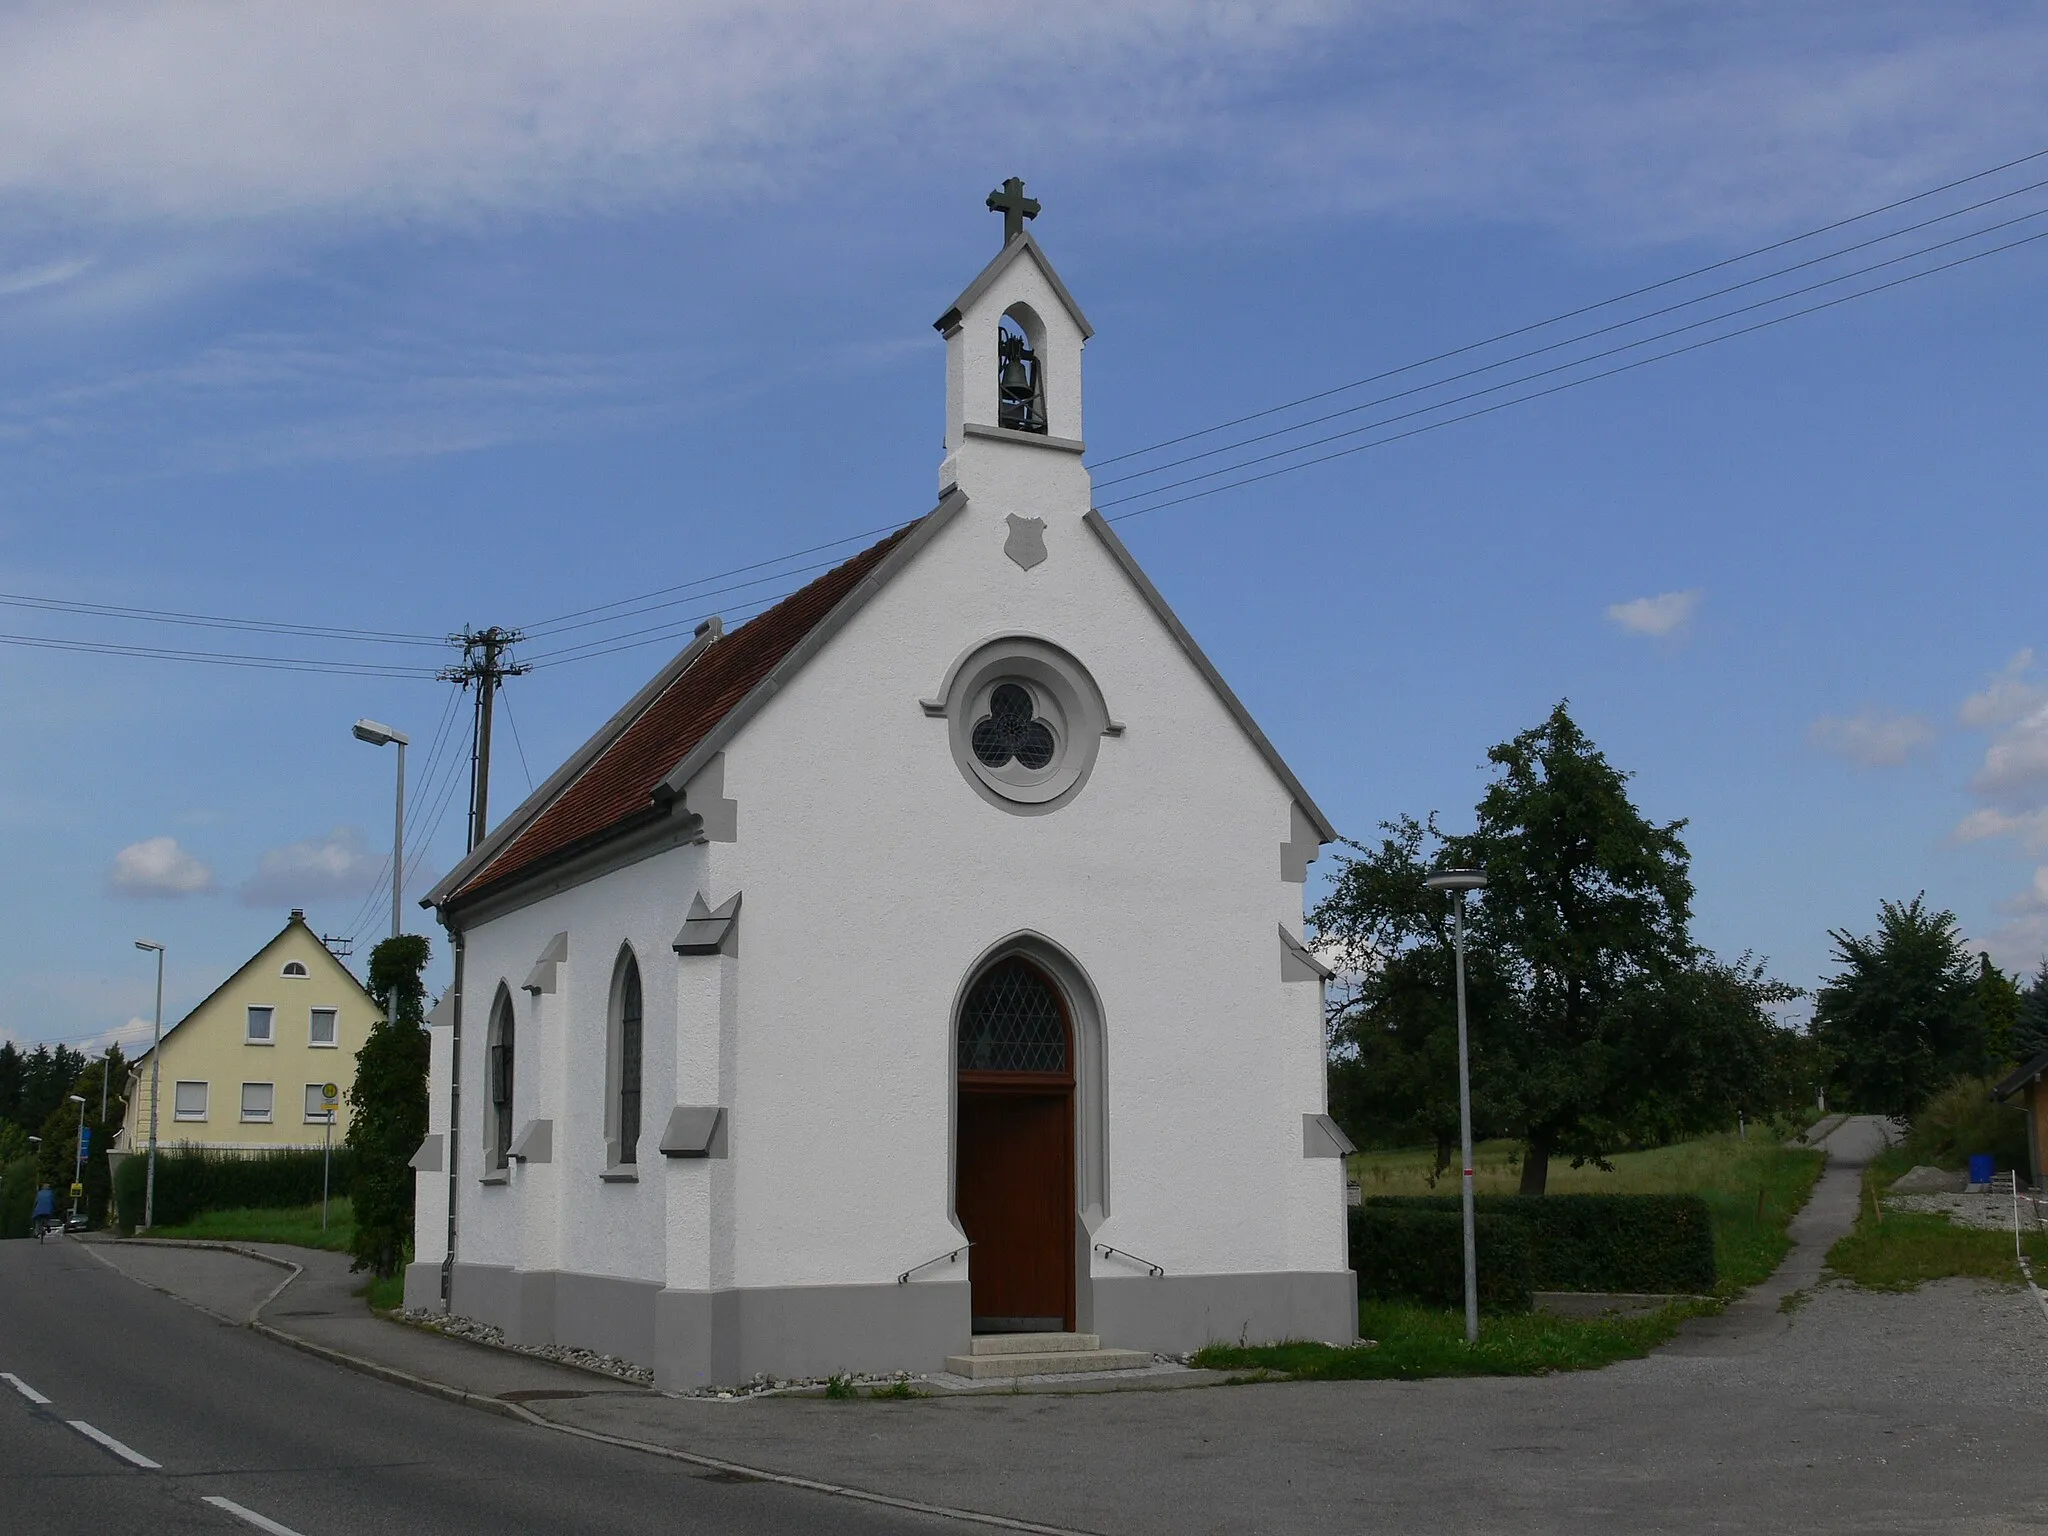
<box><xmin>408</xmin><ymin>184</ymin><xmax>1358</xmax><ymax>1388</ymax></box>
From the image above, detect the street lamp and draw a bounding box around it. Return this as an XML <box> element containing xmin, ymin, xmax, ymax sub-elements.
<box><xmin>1424</xmin><ymin>867</ymin><xmax>1488</xmax><ymax>1345</ymax></box>
<box><xmin>353</xmin><ymin>719</ymin><xmax>410</xmax><ymax>941</ymax></box>
<box><xmin>68</xmin><ymin>1095</ymin><xmax>85</xmax><ymax>1226</ymax></box>
<box><xmin>135</xmin><ymin>939</ymin><xmax>165</xmax><ymax>1231</ymax></box>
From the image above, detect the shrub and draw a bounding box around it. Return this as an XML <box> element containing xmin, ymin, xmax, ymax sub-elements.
<box><xmin>1349</xmin><ymin>1204</ymin><xmax>1534</xmax><ymax>1312</ymax></box>
<box><xmin>1905</xmin><ymin>1076</ymin><xmax>2029</xmax><ymax>1173</ymax></box>
<box><xmin>1366</xmin><ymin>1193</ymin><xmax>1716</xmax><ymax>1295</ymax></box>
<box><xmin>113</xmin><ymin>1145</ymin><xmax>356</xmax><ymax>1230</ymax></box>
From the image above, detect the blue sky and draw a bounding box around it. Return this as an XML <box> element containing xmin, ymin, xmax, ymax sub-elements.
<box><xmin>3</xmin><ymin>2</ymin><xmax>2046</xmax><ymax>1051</ymax></box>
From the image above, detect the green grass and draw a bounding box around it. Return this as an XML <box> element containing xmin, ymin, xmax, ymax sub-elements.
<box><xmin>149</xmin><ymin>1199</ymin><xmax>355</xmax><ymax>1253</ymax></box>
<box><xmin>358</xmin><ymin>1273</ymin><xmax>405</xmax><ymax>1312</ymax></box>
<box><xmin>1824</xmin><ymin>1149</ymin><xmax>2048</xmax><ymax>1291</ymax></box>
<box><xmin>1193</xmin><ymin>1297</ymin><xmax>1714</xmax><ymax>1381</ymax></box>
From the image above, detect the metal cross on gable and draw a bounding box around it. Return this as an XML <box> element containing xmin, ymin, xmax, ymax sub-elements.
<box><xmin>986</xmin><ymin>177</ymin><xmax>1040</xmax><ymax>245</ymax></box>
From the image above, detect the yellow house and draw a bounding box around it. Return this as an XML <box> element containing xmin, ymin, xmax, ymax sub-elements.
<box><xmin>118</xmin><ymin>911</ymin><xmax>383</xmax><ymax>1154</ymax></box>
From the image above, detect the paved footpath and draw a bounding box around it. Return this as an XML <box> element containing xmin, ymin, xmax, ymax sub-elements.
<box><xmin>68</xmin><ymin>1115</ymin><xmax>2048</xmax><ymax>1534</ymax></box>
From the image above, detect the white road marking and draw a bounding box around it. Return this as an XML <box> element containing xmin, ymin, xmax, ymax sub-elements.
<box><xmin>202</xmin><ymin>1495</ymin><xmax>307</xmax><ymax>1536</ymax></box>
<box><xmin>67</xmin><ymin>1419</ymin><xmax>162</xmax><ymax>1469</ymax></box>
<box><xmin>2</xmin><ymin>1372</ymin><xmax>51</xmax><ymax>1405</ymax></box>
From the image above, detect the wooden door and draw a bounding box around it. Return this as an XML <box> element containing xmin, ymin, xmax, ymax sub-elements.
<box><xmin>956</xmin><ymin>1085</ymin><xmax>1074</xmax><ymax>1332</ymax></box>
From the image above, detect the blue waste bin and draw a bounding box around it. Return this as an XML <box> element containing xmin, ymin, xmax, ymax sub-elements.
<box><xmin>1968</xmin><ymin>1153</ymin><xmax>1996</xmax><ymax>1185</ymax></box>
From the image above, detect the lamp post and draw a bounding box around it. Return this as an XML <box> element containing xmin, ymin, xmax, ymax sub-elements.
<box><xmin>68</xmin><ymin>1095</ymin><xmax>86</xmax><ymax>1225</ymax></box>
<box><xmin>135</xmin><ymin>939</ymin><xmax>165</xmax><ymax>1231</ymax></box>
<box><xmin>353</xmin><ymin>719</ymin><xmax>410</xmax><ymax>941</ymax></box>
<box><xmin>1424</xmin><ymin>867</ymin><xmax>1488</xmax><ymax>1344</ymax></box>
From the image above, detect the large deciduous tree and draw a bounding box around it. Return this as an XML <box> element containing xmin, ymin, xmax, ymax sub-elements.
<box><xmin>1811</xmin><ymin>897</ymin><xmax>1987</xmax><ymax>1116</ymax></box>
<box><xmin>1316</xmin><ymin>702</ymin><xmax>1798</xmax><ymax>1194</ymax></box>
<box><xmin>348</xmin><ymin>935</ymin><xmax>432</xmax><ymax>1279</ymax></box>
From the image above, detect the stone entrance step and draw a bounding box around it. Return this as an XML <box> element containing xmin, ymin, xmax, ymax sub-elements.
<box><xmin>945</xmin><ymin>1332</ymin><xmax>1151</xmax><ymax>1379</ymax></box>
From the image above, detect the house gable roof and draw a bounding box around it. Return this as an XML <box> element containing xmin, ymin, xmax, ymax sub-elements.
<box><xmin>434</xmin><ymin>508</ymin><xmax>948</xmax><ymax>909</ymax></box>
<box><xmin>1994</xmin><ymin>1050</ymin><xmax>2048</xmax><ymax>1100</ymax></box>
<box><xmin>130</xmin><ymin>913</ymin><xmax>377</xmax><ymax>1066</ymax></box>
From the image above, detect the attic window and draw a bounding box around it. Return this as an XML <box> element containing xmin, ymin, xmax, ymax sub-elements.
<box><xmin>281</xmin><ymin>961</ymin><xmax>309</xmax><ymax>979</ymax></box>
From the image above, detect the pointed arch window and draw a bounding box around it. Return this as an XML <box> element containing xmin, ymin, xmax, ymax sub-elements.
<box><xmin>958</xmin><ymin>957</ymin><xmax>1069</xmax><ymax>1075</ymax></box>
<box><xmin>488</xmin><ymin>990</ymin><xmax>516</xmax><ymax>1171</ymax></box>
<box><xmin>610</xmin><ymin>951</ymin><xmax>644</xmax><ymax>1167</ymax></box>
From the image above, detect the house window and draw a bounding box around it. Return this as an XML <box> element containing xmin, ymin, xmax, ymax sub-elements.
<box><xmin>246</xmin><ymin>1005</ymin><xmax>275</xmax><ymax>1044</ymax></box>
<box><xmin>488</xmin><ymin>990</ymin><xmax>516</xmax><ymax>1170</ymax></box>
<box><xmin>281</xmin><ymin>960</ymin><xmax>309</xmax><ymax>979</ymax></box>
<box><xmin>309</xmin><ymin>1008</ymin><xmax>338</xmax><ymax>1047</ymax></box>
<box><xmin>611</xmin><ymin>951</ymin><xmax>643</xmax><ymax>1166</ymax></box>
<box><xmin>304</xmin><ymin>1084</ymin><xmax>336</xmax><ymax>1123</ymax></box>
<box><xmin>173</xmin><ymin>1081</ymin><xmax>209</xmax><ymax>1121</ymax></box>
<box><xmin>240</xmin><ymin>1082</ymin><xmax>274</xmax><ymax>1123</ymax></box>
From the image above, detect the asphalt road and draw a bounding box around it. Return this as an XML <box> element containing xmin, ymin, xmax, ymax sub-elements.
<box><xmin>0</xmin><ymin>1237</ymin><xmax>943</xmax><ymax>1536</ymax></box>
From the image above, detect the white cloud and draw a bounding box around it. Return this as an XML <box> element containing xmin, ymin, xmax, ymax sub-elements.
<box><xmin>239</xmin><ymin>826</ymin><xmax>381</xmax><ymax>908</ymax></box>
<box><xmin>1959</xmin><ymin>649</ymin><xmax>2046</xmax><ymax>729</ymax></box>
<box><xmin>108</xmin><ymin>835</ymin><xmax>213</xmax><ymax>898</ymax></box>
<box><xmin>1970</xmin><ymin>704</ymin><xmax>2048</xmax><ymax>805</ymax></box>
<box><xmin>1953</xmin><ymin>807</ymin><xmax>2048</xmax><ymax>854</ymax></box>
<box><xmin>1972</xmin><ymin>867</ymin><xmax>2048</xmax><ymax>972</ymax></box>
<box><xmin>1605</xmin><ymin>590</ymin><xmax>1699</xmax><ymax>638</ymax></box>
<box><xmin>1806</xmin><ymin>709</ymin><xmax>1934</xmax><ymax>769</ymax></box>
<box><xmin>0</xmin><ymin>5</ymin><xmax>2041</xmax><ymax>244</ymax></box>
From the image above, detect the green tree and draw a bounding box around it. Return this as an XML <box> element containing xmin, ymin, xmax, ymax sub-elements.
<box><xmin>1318</xmin><ymin>815</ymin><xmax>1516</xmax><ymax>1177</ymax></box>
<box><xmin>1315</xmin><ymin>703</ymin><xmax>1796</xmax><ymax>1193</ymax></box>
<box><xmin>1810</xmin><ymin>896</ymin><xmax>1981</xmax><ymax>1118</ymax></box>
<box><xmin>347</xmin><ymin>935</ymin><xmax>432</xmax><ymax>1278</ymax></box>
<box><xmin>2014</xmin><ymin>960</ymin><xmax>2048</xmax><ymax>1065</ymax></box>
<box><xmin>1964</xmin><ymin>954</ymin><xmax>2022</xmax><ymax>1069</ymax></box>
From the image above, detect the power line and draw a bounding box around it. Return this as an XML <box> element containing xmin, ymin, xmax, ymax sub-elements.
<box><xmin>0</xmin><ymin>591</ymin><xmax>442</xmax><ymax>645</ymax></box>
<box><xmin>1088</xmin><ymin>141</ymin><xmax>2048</xmax><ymax>473</ymax></box>
<box><xmin>520</xmin><ymin>522</ymin><xmax>903</xmax><ymax>636</ymax></box>
<box><xmin>0</xmin><ymin>631</ymin><xmax>440</xmax><ymax>678</ymax></box>
<box><xmin>1095</xmin><ymin>174</ymin><xmax>2048</xmax><ymax>493</ymax></box>
<box><xmin>1101</xmin><ymin>203</ymin><xmax>2048</xmax><ymax>511</ymax></box>
<box><xmin>1103</xmin><ymin>220</ymin><xmax>2048</xmax><ymax>523</ymax></box>
<box><xmin>501</xmin><ymin>686</ymin><xmax>535</xmax><ymax>792</ymax></box>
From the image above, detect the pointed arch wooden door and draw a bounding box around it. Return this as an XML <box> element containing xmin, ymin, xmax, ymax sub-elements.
<box><xmin>955</xmin><ymin>956</ymin><xmax>1076</xmax><ymax>1333</ymax></box>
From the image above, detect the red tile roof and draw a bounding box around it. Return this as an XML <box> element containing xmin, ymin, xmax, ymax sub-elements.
<box><xmin>452</xmin><ymin>521</ymin><xmax>921</xmax><ymax>902</ymax></box>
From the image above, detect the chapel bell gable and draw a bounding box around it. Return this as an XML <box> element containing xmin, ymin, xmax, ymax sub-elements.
<box><xmin>935</xmin><ymin>178</ymin><xmax>1095</xmax><ymax>495</ymax></box>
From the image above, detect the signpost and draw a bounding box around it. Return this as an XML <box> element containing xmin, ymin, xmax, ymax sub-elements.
<box><xmin>320</xmin><ymin>1084</ymin><xmax>340</xmax><ymax>1231</ymax></box>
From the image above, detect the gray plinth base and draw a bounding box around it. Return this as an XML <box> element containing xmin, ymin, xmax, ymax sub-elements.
<box><xmin>447</xmin><ymin>1262</ymin><xmax>971</xmax><ymax>1390</ymax></box>
<box><xmin>401</xmin><ymin>1260</ymin><xmax>447</xmax><ymax>1313</ymax></box>
<box><xmin>1089</xmin><ymin>1269</ymin><xmax>1358</xmax><ymax>1353</ymax></box>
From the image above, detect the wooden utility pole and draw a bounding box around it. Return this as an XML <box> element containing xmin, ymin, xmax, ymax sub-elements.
<box><xmin>440</xmin><ymin>627</ymin><xmax>529</xmax><ymax>852</ymax></box>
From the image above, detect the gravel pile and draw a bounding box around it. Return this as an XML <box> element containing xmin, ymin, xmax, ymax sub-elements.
<box><xmin>399</xmin><ymin>1308</ymin><xmax>654</xmax><ymax>1386</ymax></box>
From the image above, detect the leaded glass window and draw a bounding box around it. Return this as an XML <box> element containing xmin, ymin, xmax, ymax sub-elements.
<box><xmin>958</xmin><ymin>958</ymin><xmax>1068</xmax><ymax>1074</ymax></box>
<box><xmin>490</xmin><ymin>993</ymin><xmax>515</xmax><ymax>1168</ymax></box>
<box><xmin>618</xmin><ymin>957</ymin><xmax>643</xmax><ymax>1165</ymax></box>
<box><xmin>971</xmin><ymin>682</ymin><xmax>1058</xmax><ymax>771</ymax></box>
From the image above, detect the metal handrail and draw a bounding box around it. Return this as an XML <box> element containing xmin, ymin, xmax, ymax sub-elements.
<box><xmin>897</xmin><ymin>1242</ymin><xmax>973</xmax><ymax>1284</ymax></box>
<box><xmin>1094</xmin><ymin>1242</ymin><xmax>1165</xmax><ymax>1277</ymax></box>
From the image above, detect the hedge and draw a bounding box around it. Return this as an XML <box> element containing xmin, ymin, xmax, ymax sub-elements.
<box><xmin>1364</xmin><ymin>1193</ymin><xmax>1716</xmax><ymax>1295</ymax></box>
<box><xmin>0</xmin><ymin>1157</ymin><xmax>35</xmax><ymax>1239</ymax></box>
<box><xmin>113</xmin><ymin>1145</ymin><xmax>356</xmax><ymax>1231</ymax></box>
<box><xmin>1349</xmin><ymin>1204</ymin><xmax>1534</xmax><ymax>1312</ymax></box>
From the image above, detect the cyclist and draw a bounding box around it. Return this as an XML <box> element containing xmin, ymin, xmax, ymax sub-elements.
<box><xmin>31</xmin><ymin>1183</ymin><xmax>56</xmax><ymax>1241</ymax></box>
